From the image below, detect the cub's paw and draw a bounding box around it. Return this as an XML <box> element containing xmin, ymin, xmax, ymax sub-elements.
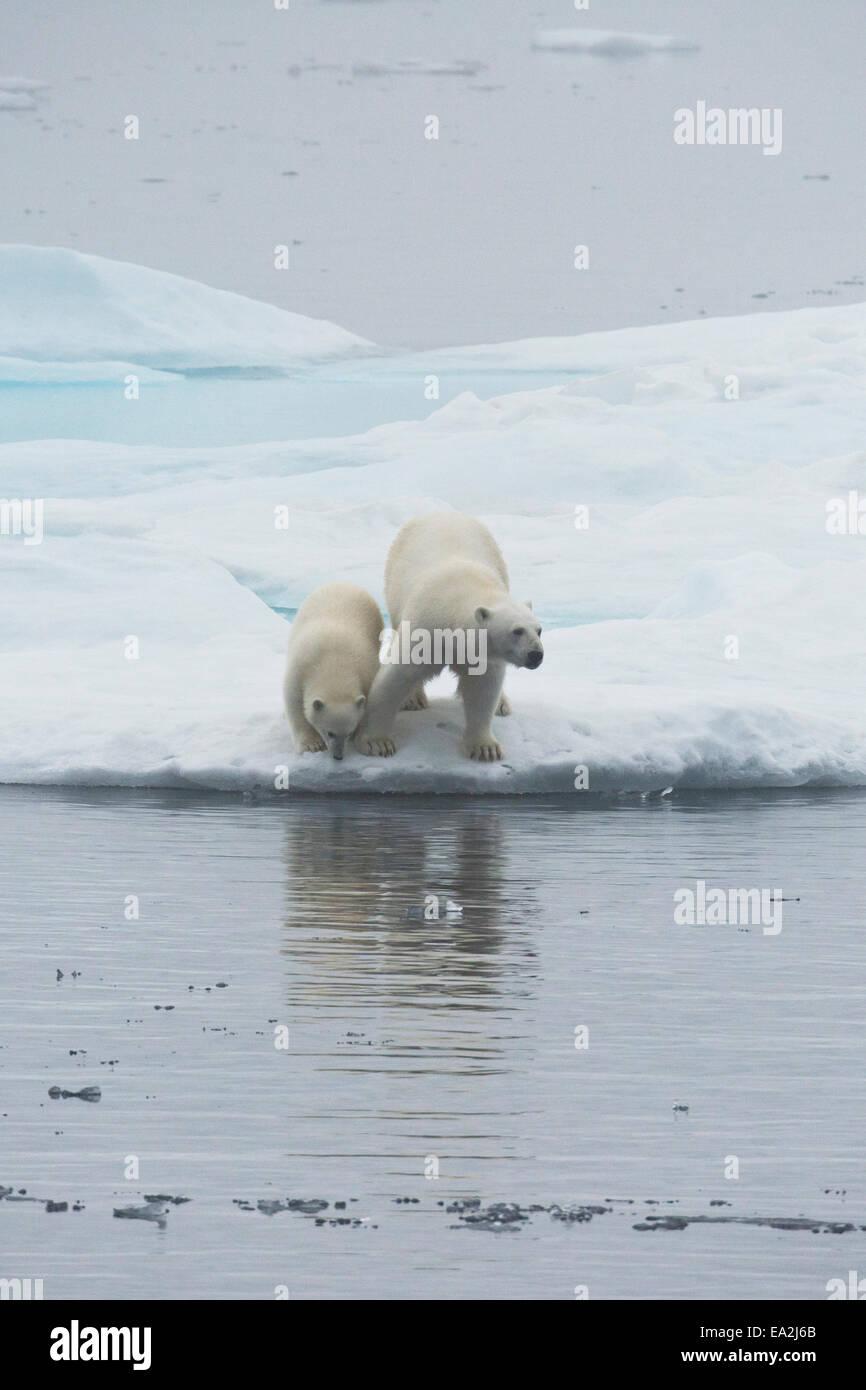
<box><xmin>495</xmin><ymin>695</ymin><xmax>512</xmax><ymax>717</ymax></box>
<box><xmin>358</xmin><ymin>734</ymin><xmax>396</xmax><ymax>757</ymax></box>
<box><xmin>463</xmin><ymin>736</ymin><xmax>504</xmax><ymax>762</ymax></box>
<box><xmin>297</xmin><ymin>734</ymin><xmax>326</xmax><ymax>754</ymax></box>
<box><xmin>400</xmin><ymin>690</ymin><xmax>429</xmax><ymax>711</ymax></box>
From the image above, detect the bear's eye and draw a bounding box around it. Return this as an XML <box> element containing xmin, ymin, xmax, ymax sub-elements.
<box><xmin>512</xmin><ymin>627</ymin><xmax>525</xmax><ymax>637</ymax></box>
<box><xmin>327</xmin><ymin>731</ymin><xmax>335</xmax><ymax>738</ymax></box>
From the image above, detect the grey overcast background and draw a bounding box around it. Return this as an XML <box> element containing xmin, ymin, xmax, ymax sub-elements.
<box><xmin>2</xmin><ymin>0</ymin><xmax>863</xmax><ymax>349</ymax></box>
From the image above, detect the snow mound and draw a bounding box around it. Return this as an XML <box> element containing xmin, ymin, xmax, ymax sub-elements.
<box><xmin>532</xmin><ymin>30</ymin><xmax>699</xmax><ymax>57</ymax></box>
<box><xmin>648</xmin><ymin>555</ymin><xmax>801</xmax><ymax>620</ymax></box>
<box><xmin>0</xmin><ymin>246</ymin><xmax>374</xmax><ymax>371</ymax></box>
<box><xmin>562</xmin><ymin>364</ymin><xmax>717</xmax><ymax>405</ymax></box>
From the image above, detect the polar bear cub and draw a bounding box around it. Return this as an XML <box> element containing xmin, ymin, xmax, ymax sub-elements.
<box><xmin>357</xmin><ymin>511</ymin><xmax>543</xmax><ymax>761</ymax></box>
<box><xmin>283</xmin><ymin>583</ymin><xmax>383</xmax><ymax>760</ymax></box>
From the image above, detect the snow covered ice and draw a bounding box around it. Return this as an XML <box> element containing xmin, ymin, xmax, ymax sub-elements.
<box><xmin>2</xmin><ymin>247</ymin><xmax>866</xmax><ymax>793</ymax></box>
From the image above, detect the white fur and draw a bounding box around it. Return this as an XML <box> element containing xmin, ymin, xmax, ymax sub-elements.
<box><xmin>358</xmin><ymin>512</ymin><xmax>543</xmax><ymax>760</ymax></box>
<box><xmin>283</xmin><ymin>583</ymin><xmax>383</xmax><ymax>759</ymax></box>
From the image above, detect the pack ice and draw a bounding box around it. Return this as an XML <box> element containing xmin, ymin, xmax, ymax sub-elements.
<box><xmin>1</xmin><ymin>247</ymin><xmax>865</xmax><ymax>793</ymax></box>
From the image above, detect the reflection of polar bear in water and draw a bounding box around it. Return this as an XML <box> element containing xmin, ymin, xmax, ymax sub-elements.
<box><xmin>283</xmin><ymin>583</ymin><xmax>382</xmax><ymax>760</ymax></box>
<box><xmin>279</xmin><ymin>803</ymin><xmax>529</xmax><ymax>1008</ymax></box>
<box><xmin>358</xmin><ymin>512</ymin><xmax>544</xmax><ymax>761</ymax></box>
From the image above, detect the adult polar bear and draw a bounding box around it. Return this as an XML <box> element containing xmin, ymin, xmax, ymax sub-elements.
<box><xmin>283</xmin><ymin>582</ymin><xmax>382</xmax><ymax>760</ymax></box>
<box><xmin>358</xmin><ymin>512</ymin><xmax>543</xmax><ymax>761</ymax></box>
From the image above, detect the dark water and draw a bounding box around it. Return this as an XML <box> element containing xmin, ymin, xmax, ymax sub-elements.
<box><xmin>1</xmin><ymin>787</ymin><xmax>864</xmax><ymax>1299</ymax></box>
<box><xmin>4</xmin><ymin>0</ymin><xmax>864</xmax><ymax>349</ymax></box>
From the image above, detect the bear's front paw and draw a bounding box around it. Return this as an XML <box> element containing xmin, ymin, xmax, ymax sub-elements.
<box><xmin>297</xmin><ymin>733</ymin><xmax>327</xmax><ymax>753</ymax></box>
<box><xmin>358</xmin><ymin>733</ymin><xmax>396</xmax><ymax>757</ymax></box>
<box><xmin>495</xmin><ymin>695</ymin><xmax>512</xmax><ymax>717</ymax></box>
<box><xmin>400</xmin><ymin>690</ymin><xmax>429</xmax><ymax>711</ymax></box>
<box><xmin>463</xmin><ymin>736</ymin><xmax>504</xmax><ymax>762</ymax></box>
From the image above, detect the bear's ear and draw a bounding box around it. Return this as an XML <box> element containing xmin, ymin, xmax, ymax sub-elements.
<box><xmin>355</xmin><ymin>695</ymin><xmax>366</xmax><ymax>709</ymax></box>
<box><xmin>524</xmin><ymin>600</ymin><xmax>533</xmax><ymax>612</ymax></box>
<box><xmin>475</xmin><ymin>606</ymin><xmax>490</xmax><ymax>625</ymax></box>
<box><xmin>312</xmin><ymin>698</ymin><xmax>324</xmax><ymax>712</ymax></box>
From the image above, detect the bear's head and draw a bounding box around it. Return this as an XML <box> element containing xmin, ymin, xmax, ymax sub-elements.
<box><xmin>305</xmin><ymin>693</ymin><xmax>367</xmax><ymax>760</ymax></box>
<box><xmin>475</xmin><ymin>599</ymin><xmax>544</xmax><ymax>669</ymax></box>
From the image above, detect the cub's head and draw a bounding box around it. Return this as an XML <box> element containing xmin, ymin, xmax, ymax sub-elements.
<box><xmin>475</xmin><ymin>600</ymin><xmax>544</xmax><ymax>669</ymax></box>
<box><xmin>305</xmin><ymin>693</ymin><xmax>367</xmax><ymax>760</ymax></box>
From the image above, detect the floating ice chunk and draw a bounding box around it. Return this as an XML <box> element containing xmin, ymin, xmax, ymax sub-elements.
<box><xmin>352</xmin><ymin>59</ymin><xmax>486</xmax><ymax>77</ymax></box>
<box><xmin>0</xmin><ymin>75</ymin><xmax>49</xmax><ymax>110</ymax></box>
<box><xmin>532</xmin><ymin>30</ymin><xmax>699</xmax><ymax>57</ymax></box>
<box><xmin>0</xmin><ymin>91</ymin><xmax>37</xmax><ymax>110</ymax></box>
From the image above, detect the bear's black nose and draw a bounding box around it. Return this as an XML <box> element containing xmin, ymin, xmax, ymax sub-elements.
<box><xmin>526</xmin><ymin>651</ymin><xmax>543</xmax><ymax>669</ymax></box>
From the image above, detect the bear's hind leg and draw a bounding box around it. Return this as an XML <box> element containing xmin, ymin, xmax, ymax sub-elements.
<box><xmin>495</xmin><ymin>693</ymin><xmax>512</xmax><ymax>717</ymax></box>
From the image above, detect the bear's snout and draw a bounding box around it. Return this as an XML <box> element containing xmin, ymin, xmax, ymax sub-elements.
<box><xmin>328</xmin><ymin>734</ymin><xmax>348</xmax><ymax>760</ymax></box>
<box><xmin>525</xmin><ymin>650</ymin><xmax>543</xmax><ymax>669</ymax></box>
